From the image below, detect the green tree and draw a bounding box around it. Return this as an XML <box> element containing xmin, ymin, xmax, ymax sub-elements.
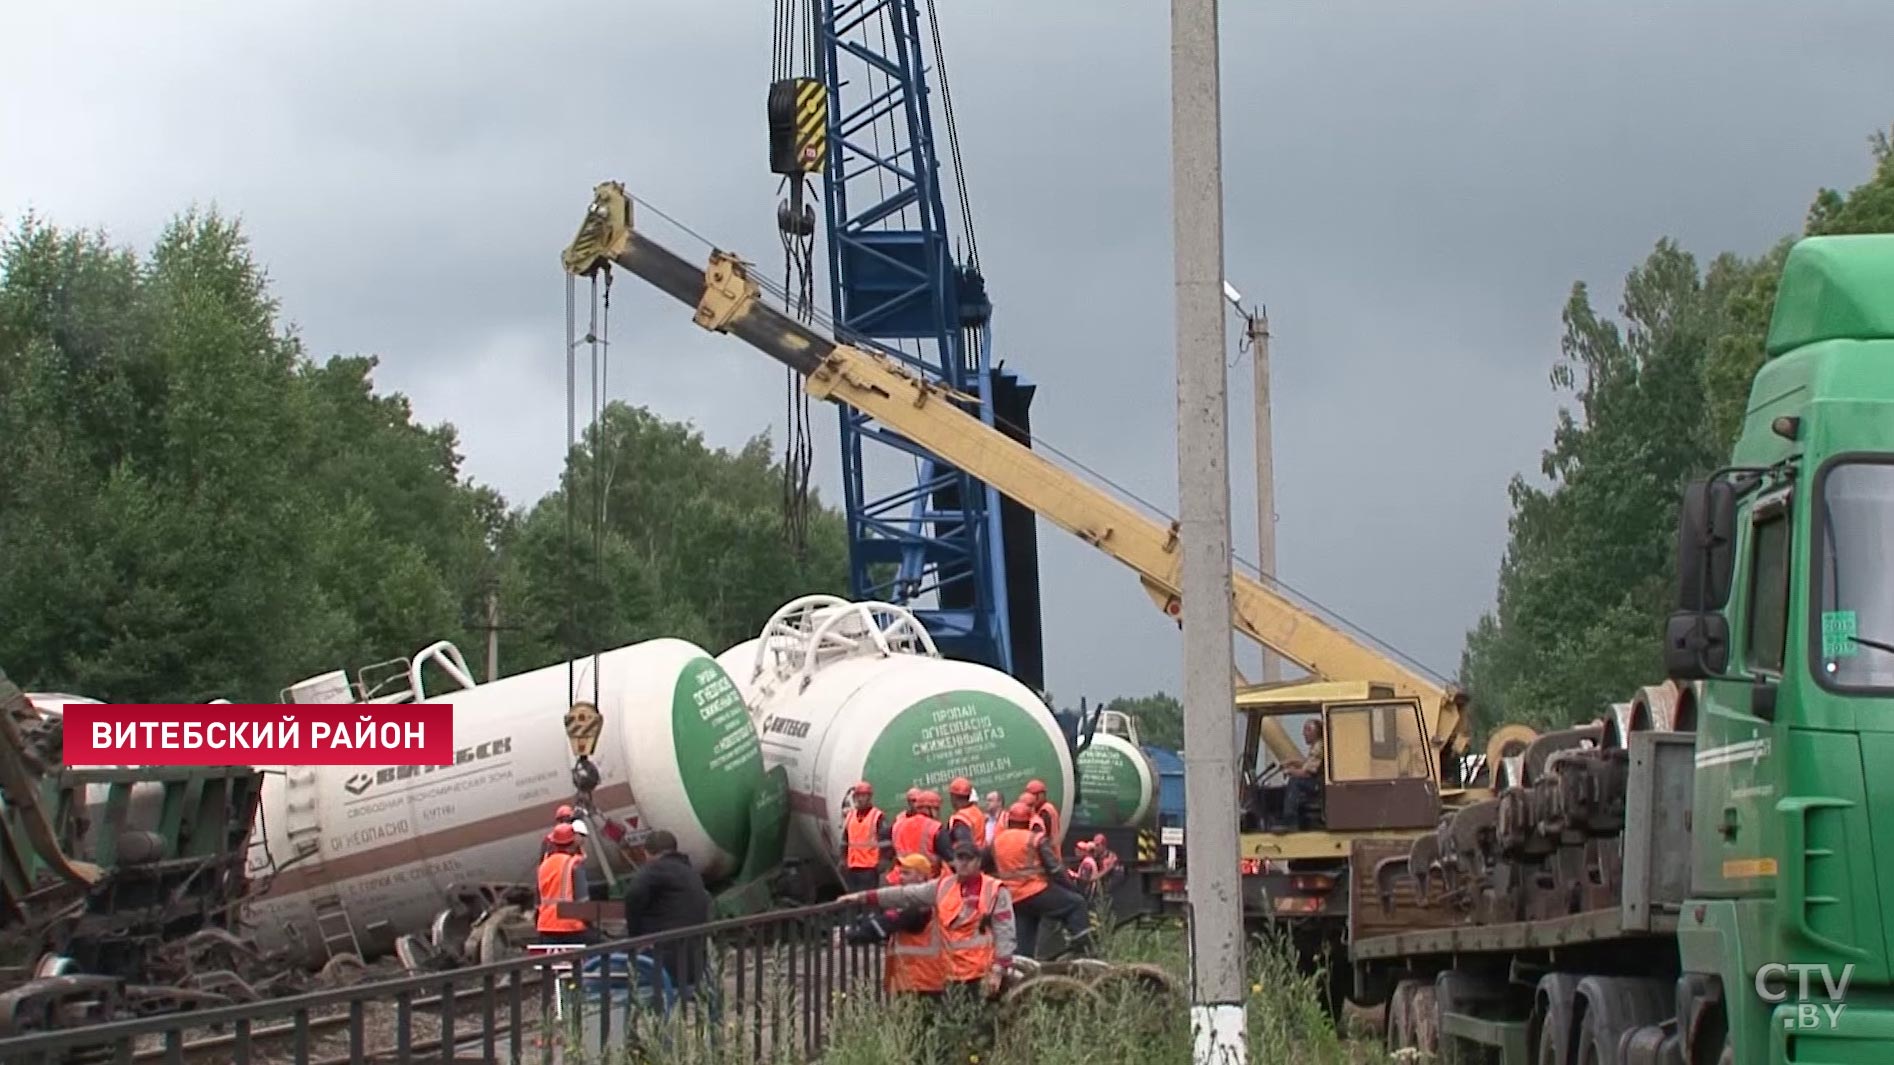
<box><xmin>1099</xmin><ymin>692</ymin><xmax>1184</xmax><ymax>750</ymax></box>
<box><xmin>1463</xmin><ymin>125</ymin><xmax>1894</xmax><ymax>731</ymax></box>
<box><xmin>493</xmin><ymin>402</ymin><xmax>852</xmax><ymax>674</ymax></box>
<box><xmin>0</xmin><ymin>210</ymin><xmax>508</xmax><ymax>701</ymax></box>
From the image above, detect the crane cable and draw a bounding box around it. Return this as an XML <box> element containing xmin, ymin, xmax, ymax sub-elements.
<box><xmin>772</xmin><ymin>0</ymin><xmax>818</xmax><ymax>556</ymax></box>
<box><xmin>561</xmin><ymin>265</ymin><xmax>611</xmax><ymax>816</ymax></box>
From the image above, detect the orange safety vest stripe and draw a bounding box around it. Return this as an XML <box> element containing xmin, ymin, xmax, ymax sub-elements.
<box><xmin>535</xmin><ymin>853</ymin><xmax>586</xmax><ymax>933</ymax></box>
<box><xmin>845</xmin><ymin>808</ymin><xmax>884</xmax><ymax>869</ymax></box>
<box><xmin>934</xmin><ymin>873</ymin><xmax>1001</xmax><ymax>982</ymax></box>
<box><xmin>991</xmin><ymin>828</ymin><xmax>1048</xmax><ymax>903</ymax></box>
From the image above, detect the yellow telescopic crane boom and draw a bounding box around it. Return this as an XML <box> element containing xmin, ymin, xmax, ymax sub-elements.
<box><xmin>561</xmin><ymin>182</ymin><xmax>1470</xmax><ymax>770</ymax></box>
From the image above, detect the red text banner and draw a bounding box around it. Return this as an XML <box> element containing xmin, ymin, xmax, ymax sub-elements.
<box><xmin>60</xmin><ymin>704</ymin><xmax>455</xmax><ymax>766</ymax></box>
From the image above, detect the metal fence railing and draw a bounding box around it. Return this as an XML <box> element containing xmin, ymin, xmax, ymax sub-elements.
<box><xmin>0</xmin><ymin>902</ymin><xmax>882</xmax><ymax>1065</ymax></box>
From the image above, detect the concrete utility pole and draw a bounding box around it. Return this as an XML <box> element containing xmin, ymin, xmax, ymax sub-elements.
<box><xmin>1171</xmin><ymin>0</ymin><xmax>1248</xmax><ymax>1060</ymax></box>
<box><xmin>1246</xmin><ymin>305</ymin><xmax>1279</xmax><ymax>683</ymax></box>
<box><xmin>1222</xmin><ymin>286</ymin><xmax>1279</xmax><ymax>684</ymax></box>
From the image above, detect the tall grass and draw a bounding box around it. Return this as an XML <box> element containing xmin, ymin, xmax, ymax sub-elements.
<box><xmin>545</xmin><ymin>915</ymin><xmax>1391</xmax><ymax>1064</ymax></box>
<box><xmin>824</xmin><ymin>915</ymin><xmax>1388</xmax><ymax>1065</ymax></box>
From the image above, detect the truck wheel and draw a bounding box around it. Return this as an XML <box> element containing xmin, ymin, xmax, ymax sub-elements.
<box><xmin>1385</xmin><ymin>980</ymin><xmax>1418</xmax><ymax>1051</ymax></box>
<box><xmin>1410</xmin><ymin>985</ymin><xmax>1440</xmax><ymax>1056</ymax></box>
<box><xmin>1535</xmin><ymin>973</ymin><xmax>1580</xmax><ymax>1065</ymax></box>
<box><xmin>1574</xmin><ymin>976</ymin><xmax>1672</xmax><ymax>1065</ymax></box>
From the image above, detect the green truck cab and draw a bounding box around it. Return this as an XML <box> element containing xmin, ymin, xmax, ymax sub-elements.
<box><xmin>1667</xmin><ymin>232</ymin><xmax>1894</xmax><ymax>1061</ymax></box>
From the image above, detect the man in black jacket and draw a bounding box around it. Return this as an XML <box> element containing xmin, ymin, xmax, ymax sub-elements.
<box><xmin>621</xmin><ymin>830</ymin><xmax>713</xmax><ymax>1004</ymax></box>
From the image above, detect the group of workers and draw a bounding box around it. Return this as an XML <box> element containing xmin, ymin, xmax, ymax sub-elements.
<box><xmin>833</xmin><ymin>775</ymin><xmax>1122</xmax><ymax>1015</ymax></box>
<box><xmin>530</xmin><ymin>772</ymin><xmax>1127</xmax><ymax>1030</ymax></box>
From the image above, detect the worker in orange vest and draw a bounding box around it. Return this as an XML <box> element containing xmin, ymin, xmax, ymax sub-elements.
<box><xmin>535</xmin><ymin>823</ymin><xmax>594</xmax><ymax>945</ymax></box>
<box><xmin>945</xmin><ymin>777</ymin><xmax>986</xmax><ymax>853</ymax></box>
<box><xmin>891</xmin><ymin>787</ymin><xmax>923</xmax><ymax>837</ymax></box>
<box><xmin>838</xmin><ymin>853</ymin><xmax>946</xmax><ymax>998</ymax></box>
<box><xmin>1023</xmin><ymin>779</ymin><xmax>1061</xmax><ymax>844</ymax></box>
<box><xmin>891</xmin><ymin>790</ymin><xmax>944</xmax><ymax>873</ymax></box>
<box><xmin>988</xmin><ymin>802</ymin><xmax>1089</xmax><ymax>959</ymax></box>
<box><xmin>839</xmin><ymin>841</ymin><xmax>1017</xmax><ymax>1003</ymax></box>
<box><xmin>840</xmin><ymin>781</ymin><xmax>893</xmax><ymax>892</ymax></box>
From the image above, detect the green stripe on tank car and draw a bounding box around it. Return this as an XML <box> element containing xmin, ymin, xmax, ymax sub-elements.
<box><xmin>671</xmin><ymin>657</ymin><xmax>766</xmax><ymax>857</ymax></box>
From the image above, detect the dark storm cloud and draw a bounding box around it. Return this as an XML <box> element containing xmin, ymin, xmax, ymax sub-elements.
<box><xmin>4</xmin><ymin>1</ymin><xmax>1891</xmax><ymax>701</ymax></box>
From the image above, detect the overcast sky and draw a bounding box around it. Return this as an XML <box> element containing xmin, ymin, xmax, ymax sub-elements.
<box><xmin>5</xmin><ymin>2</ymin><xmax>1892</xmax><ymax>704</ymax></box>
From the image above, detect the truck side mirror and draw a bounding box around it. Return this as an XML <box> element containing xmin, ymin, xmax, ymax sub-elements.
<box><xmin>1674</xmin><ymin>479</ymin><xmax>1737</xmax><ymax>612</ymax></box>
<box><xmin>1664</xmin><ymin>611</ymin><xmax>1730</xmax><ymax>680</ymax></box>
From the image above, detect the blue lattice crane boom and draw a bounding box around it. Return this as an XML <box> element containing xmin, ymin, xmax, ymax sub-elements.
<box><xmin>765</xmin><ymin>0</ymin><xmax>1045</xmax><ymax>695</ymax></box>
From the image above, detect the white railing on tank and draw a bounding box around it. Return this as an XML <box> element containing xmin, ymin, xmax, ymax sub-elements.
<box><xmin>742</xmin><ymin>594</ymin><xmax>940</xmax><ymax>698</ymax></box>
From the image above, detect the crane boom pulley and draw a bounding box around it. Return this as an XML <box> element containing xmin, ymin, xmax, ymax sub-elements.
<box><xmin>561</xmin><ymin>182</ymin><xmax>1471</xmax><ymax>769</ymax></box>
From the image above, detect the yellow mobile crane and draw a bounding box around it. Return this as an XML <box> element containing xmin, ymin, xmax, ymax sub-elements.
<box><xmin>560</xmin><ymin>183</ymin><xmax>1489</xmax><ymax>998</ymax></box>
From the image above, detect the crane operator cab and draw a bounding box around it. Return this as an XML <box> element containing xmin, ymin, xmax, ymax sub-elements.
<box><xmin>1237</xmin><ymin>681</ymin><xmax>1441</xmax><ymax>835</ymax></box>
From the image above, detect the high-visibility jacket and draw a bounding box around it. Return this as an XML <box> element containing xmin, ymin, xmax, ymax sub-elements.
<box><xmin>1096</xmin><ymin>849</ymin><xmax>1119</xmax><ymax>877</ymax></box>
<box><xmin>935</xmin><ymin>873</ymin><xmax>1002</xmax><ymax>983</ymax></box>
<box><xmin>844</xmin><ymin>808</ymin><xmax>886</xmax><ymax>870</ymax></box>
<box><xmin>885</xmin><ymin>906</ymin><xmax>948</xmax><ymax>994</ymax></box>
<box><xmin>535</xmin><ymin>852</ymin><xmax>587</xmax><ymax>933</ymax></box>
<box><xmin>992</xmin><ymin>827</ymin><xmax>1049</xmax><ymax>903</ymax></box>
<box><xmin>1031</xmin><ymin>802</ymin><xmax>1060</xmax><ymax>844</ymax></box>
<box><xmin>950</xmin><ymin>804</ymin><xmax>986</xmax><ymax>849</ymax></box>
<box><xmin>891</xmin><ymin>812</ymin><xmax>942</xmax><ymax>871</ymax></box>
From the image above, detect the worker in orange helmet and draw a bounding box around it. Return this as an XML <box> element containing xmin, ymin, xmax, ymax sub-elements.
<box><xmin>987</xmin><ymin>801</ymin><xmax>1089</xmax><ymax>958</ymax></box>
<box><xmin>840</xmin><ymin>780</ymin><xmax>893</xmax><ymax>892</ymax></box>
<box><xmin>541</xmin><ymin>803</ymin><xmax>579</xmax><ymax>858</ymax></box>
<box><xmin>894</xmin><ymin>787</ymin><xmax>922</xmax><ymax>828</ymax></box>
<box><xmin>534</xmin><ymin>822</ymin><xmax>594</xmax><ymax>945</ymax></box>
<box><xmin>892</xmin><ymin>787</ymin><xmax>944</xmax><ymax>874</ymax></box>
<box><xmin>1073</xmin><ymin>840</ymin><xmax>1100</xmax><ymax>893</ymax></box>
<box><xmin>944</xmin><ymin>776</ymin><xmax>987</xmax><ymax>855</ymax></box>
<box><xmin>1023</xmin><ymin>779</ymin><xmax>1061</xmax><ymax>845</ymax></box>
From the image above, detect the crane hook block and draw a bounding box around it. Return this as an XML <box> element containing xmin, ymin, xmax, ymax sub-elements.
<box><xmin>565</xmin><ymin>700</ymin><xmax>603</xmax><ymax>759</ymax></box>
<box><xmin>768</xmin><ymin>77</ymin><xmax>827</xmax><ymax>176</ymax></box>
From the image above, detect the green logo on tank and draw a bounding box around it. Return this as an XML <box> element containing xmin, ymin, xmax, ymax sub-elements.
<box><xmin>671</xmin><ymin>657</ymin><xmax>766</xmax><ymax>858</ymax></box>
<box><xmin>1073</xmin><ymin>743</ymin><xmax>1146</xmax><ymax>827</ymax></box>
<box><xmin>861</xmin><ymin>690</ymin><xmax>1062</xmax><ymax>816</ymax></box>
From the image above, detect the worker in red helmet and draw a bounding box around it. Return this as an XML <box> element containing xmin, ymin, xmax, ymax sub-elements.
<box><xmin>987</xmin><ymin>801</ymin><xmax>1088</xmax><ymax>959</ymax></box>
<box><xmin>1023</xmin><ymin>779</ymin><xmax>1061</xmax><ymax>845</ymax></box>
<box><xmin>535</xmin><ymin>822</ymin><xmax>594</xmax><ymax>945</ymax></box>
<box><xmin>541</xmin><ymin>803</ymin><xmax>580</xmax><ymax>858</ymax></box>
<box><xmin>944</xmin><ymin>776</ymin><xmax>986</xmax><ymax>854</ymax></box>
<box><xmin>892</xmin><ymin>787</ymin><xmax>944</xmax><ymax>874</ymax></box>
<box><xmin>893</xmin><ymin>787</ymin><xmax>923</xmax><ymax>830</ymax></box>
<box><xmin>841</xmin><ymin>780</ymin><xmax>893</xmax><ymax>892</ymax></box>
